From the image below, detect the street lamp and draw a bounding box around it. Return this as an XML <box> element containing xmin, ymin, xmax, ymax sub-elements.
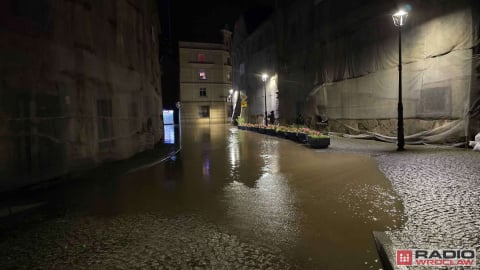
<box><xmin>392</xmin><ymin>9</ymin><xmax>408</xmax><ymax>151</ymax></box>
<box><xmin>262</xmin><ymin>73</ymin><xmax>268</xmax><ymax>126</ymax></box>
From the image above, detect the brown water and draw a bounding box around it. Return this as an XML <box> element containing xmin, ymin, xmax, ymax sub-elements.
<box><xmin>107</xmin><ymin>125</ymin><xmax>404</xmax><ymax>269</ymax></box>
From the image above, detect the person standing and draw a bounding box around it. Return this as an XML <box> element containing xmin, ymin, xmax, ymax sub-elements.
<box><xmin>268</xmin><ymin>111</ymin><xmax>275</xmax><ymax>125</ymax></box>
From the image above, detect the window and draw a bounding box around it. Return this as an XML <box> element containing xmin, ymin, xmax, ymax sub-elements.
<box><xmin>199</xmin><ymin>70</ymin><xmax>207</xmax><ymax>80</ymax></box>
<box><xmin>197</xmin><ymin>53</ymin><xmax>205</xmax><ymax>62</ymax></box>
<box><xmin>199</xmin><ymin>87</ymin><xmax>207</xmax><ymax>97</ymax></box>
<box><xmin>226</xmin><ymin>71</ymin><xmax>231</xmax><ymax>81</ymax></box>
<box><xmin>199</xmin><ymin>106</ymin><xmax>210</xmax><ymax>118</ymax></box>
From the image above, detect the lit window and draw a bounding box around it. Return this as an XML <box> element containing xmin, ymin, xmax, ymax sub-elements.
<box><xmin>197</xmin><ymin>53</ymin><xmax>205</xmax><ymax>62</ymax></box>
<box><xmin>226</xmin><ymin>71</ymin><xmax>231</xmax><ymax>81</ymax></box>
<box><xmin>199</xmin><ymin>70</ymin><xmax>207</xmax><ymax>80</ymax></box>
<box><xmin>199</xmin><ymin>88</ymin><xmax>207</xmax><ymax>97</ymax></box>
<box><xmin>199</xmin><ymin>106</ymin><xmax>210</xmax><ymax>118</ymax></box>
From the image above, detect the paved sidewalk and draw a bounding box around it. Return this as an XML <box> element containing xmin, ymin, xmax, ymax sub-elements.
<box><xmin>321</xmin><ymin>136</ymin><xmax>480</xmax><ymax>267</ymax></box>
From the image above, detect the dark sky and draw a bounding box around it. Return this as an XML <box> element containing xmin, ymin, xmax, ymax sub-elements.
<box><xmin>169</xmin><ymin>0</ymin><xmax>276</xmax><ymax>43</ymax></box>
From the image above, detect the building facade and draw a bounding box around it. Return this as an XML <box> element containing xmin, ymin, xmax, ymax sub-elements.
<box><xmin>232</xmin><ymin>0</ymin><xmax>480</xmax><ymax>144</ymax></box>
<box><xmin>0</xmin><ymin>0</ymin><xmax>163</xmax><ymax>191</ymax></box>
<box><xmin>179</xmin><ymin>31</ymin><xmax>233</xmax><ymax>124</ymax></box>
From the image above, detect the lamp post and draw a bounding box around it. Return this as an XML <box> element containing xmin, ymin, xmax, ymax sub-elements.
<box><xmin>262</xmin><ymin>73</ymin><xmax>268</xmax><ymax>126</ymax></box>
<box><xmin>392</xmin><ymin>9</ymin><xmax>408</xmax><ymax>151</ymax></box>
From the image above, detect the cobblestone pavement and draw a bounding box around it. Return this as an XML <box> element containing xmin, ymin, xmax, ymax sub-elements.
<box><xmin>323</xmin><ymin>136</ymin><xmax>480</xmax><ymax>265</ymax></box>
<box><xmin>0</xmin><ymin>212</ymin><xmax>292</xmax><ymax>270</ymax></box>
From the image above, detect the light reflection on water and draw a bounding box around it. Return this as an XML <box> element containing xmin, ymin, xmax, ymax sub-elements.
<box><xmin>227</xmin><ymin>128</ymin><xmax>240</xmax><ymax>180</ymax></box>
<box><xmin>163</xmin><ymin>125</ymin><xmax>175</xmax><ymax>144</ymax></box>
<box><xmin>224</xmin><ymin>130</ymin><xmax>298</xmax><ymax>248</ymax></box>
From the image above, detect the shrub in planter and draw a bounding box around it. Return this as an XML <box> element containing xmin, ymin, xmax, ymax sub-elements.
<box><xmin>236</xmin><ymin>116</ymin><xmax>248</xmax><ymax>130</ymax></box>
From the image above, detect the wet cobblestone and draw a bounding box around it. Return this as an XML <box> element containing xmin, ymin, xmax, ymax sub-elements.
<box><xmin>0</xmin><ymin>212</ymin><xmax>293</xmax><ymax>270</ymax></box>
<box><xmin>323</xmin><ymin>136</ymin><xmax>480</xmax><ymax>262</ymax></box>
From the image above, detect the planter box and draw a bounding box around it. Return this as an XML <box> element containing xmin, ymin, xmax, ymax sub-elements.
<box><xmin>265</xmin><ymin>129</ymin><xmax>276</xmax><ymax>136</ymax></box>
<box><xmin>285</xmin><ymin>131</ymin><xmax>297</xmax><ymax>141</ymax></box>
<box><xmin>297</xmin><ymin>133</ymin><xmax>308</xmax><ymax>143</ymax></box>
<box><xmin>276</xmin><ymin>131</ymin><xmax>287</xmax><ymax>138</ymax></box>
<box><xmin>308</xmin><ymin>136</ymin><xmax>330</xmax><ymax>149</ymax></box>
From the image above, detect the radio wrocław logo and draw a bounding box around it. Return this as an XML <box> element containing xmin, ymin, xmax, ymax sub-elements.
<box><xmin>396</xmin><ymin>249</ymin><xmax>476</xmax><ymax>267</ymax></box>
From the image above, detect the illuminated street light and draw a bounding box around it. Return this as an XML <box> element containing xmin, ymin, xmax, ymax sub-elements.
<box><xmin>261</xmin><ymin>73</ymin><xmax>269</xmax><ymax>126</ymax></box>
<box><xmin>227</xmin><ymin>89</ymin><xmax>234</xmax><ymax>123</ymax></box>
<box><xmin>392</xmin><ymin>9</ymin><xmax>408</xmax><ymax>151</ymax></box>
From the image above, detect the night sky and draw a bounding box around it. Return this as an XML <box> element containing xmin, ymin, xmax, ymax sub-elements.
<box><xmin>169</xmin><ymin>0</ymin><xmax>276</xmax><ymax>42</ymax></box>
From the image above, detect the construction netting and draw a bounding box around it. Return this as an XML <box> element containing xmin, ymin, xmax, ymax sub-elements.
<box><xmin>303</xmin><ymin>0</ymin><xmax>480</xmax><ymax>145</ymax></box>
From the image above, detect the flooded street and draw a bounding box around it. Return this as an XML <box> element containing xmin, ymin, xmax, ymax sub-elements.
<box><xmin>0</xmin><ymin>125</ymin><xmax>403</xmax><ymax>269</ymax></box>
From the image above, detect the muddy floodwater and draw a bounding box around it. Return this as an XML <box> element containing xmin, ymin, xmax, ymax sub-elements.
<box><xmin>0</xmin><ymin>125</ymin><xmax>404</xmax><ymax>269</ymax></box>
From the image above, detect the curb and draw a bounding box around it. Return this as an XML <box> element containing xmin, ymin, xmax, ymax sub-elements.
<box><xmin>124</xmin><ymin>147</ymin><xmax>181</xmax><ymax>175</ymax></box>
<box><xmin>373</xmin><ymin>231</ymin><xmax>408</xmax><ymax>270</ymax></box>
<box><xmin>0</xmin><ymin>202</ymin><xmax>46</xmax><ymax>219</ymax></box>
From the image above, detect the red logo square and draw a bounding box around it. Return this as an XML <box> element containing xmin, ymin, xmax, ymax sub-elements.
<box><xmin>396</xmin><ymin>250</ymin><xmax>413</xmax><ymax>266</ymax></box>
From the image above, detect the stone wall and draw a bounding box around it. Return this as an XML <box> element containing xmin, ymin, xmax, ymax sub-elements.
<box><xmin>0</xmin><ymin>0</ymin><xmax>163</xmax><ymax>191</ymax></box>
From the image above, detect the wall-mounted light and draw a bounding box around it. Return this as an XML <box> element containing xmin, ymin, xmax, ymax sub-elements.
<box><xmin>261</xmin><ymin>73</ymin><xmax>269</xmax><ymax>126</ymax></box>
